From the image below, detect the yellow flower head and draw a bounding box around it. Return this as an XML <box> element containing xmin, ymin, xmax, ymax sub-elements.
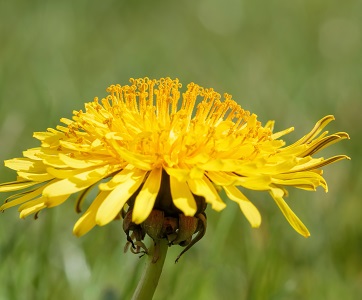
<box><xmin>0</xmin><ymin>77</ymin><xmax>349</xmax><ymax>247</ymax></box>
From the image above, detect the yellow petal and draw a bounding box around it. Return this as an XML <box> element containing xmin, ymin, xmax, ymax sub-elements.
<box><xmin>0</xmin><ymin>185</ymin><xmax>46</xmax><ymax>211</ymax></box>
<box><xmin>299</xmin><ymin>133</ymin><xmax>350</xmax><ymax>157</ymax></box>
<box><xmin>269</xmin><ymin>187</ymin><xmax>310</xmax><ymax>237</ymax></box>
<box><xmin>23</xmin><ymin>148</ymin><xmax>43</xmax><ymax>160</ymax></box>
<box><xmin>223</xmin><ymin>185</ymin><xmax>261</xmax><ymax>228</ymax></box>
<box><xmin>271</xmin><ymin>126</ymin><xmax>294</xmax><ymax>140</ymax></box>
<box><xmin>184</xmin><ymin>153</ymin><xmax>210</xmax><ymax>165</ymax></box>
<box><xmin>132</xmin><ymin>168</ymin><xmax>162</xmax><ymax>224</ymax></box>
<box><xmin>59</xmin><ymin>140</ymin><xmax>92</xmax><ymax>152</ymax></box>
<box><xmin>43</xmin><ymin>165</ymin><xmax>110</xmax><ymax>197</ymax></box>
<box><xmin>41</xmin><ymin>156</ymin><xmax>69</xmax><ymax>168</ymax></box>
<box><xmin>234</xmin><ymin>175</ymin><xmax>272</xmax><ymax>190</ymax></box>
<box><xmin>17</xmin><ymin>171</ymin><xmax>54</xmax><ymax>182</ymax></box>
<box><xmin>207</xmin><ymin>171</ymin><xmax>236</xmax><ymax>185</ymax></box>
<box><xmin>164</xmin><ymin>167</ymin><xmax>190</xmax><ymax>182</ymax></box>
<box><xmin>198</xmin><ymin>159</ymin><xmax>245</xmax><ymax>172</ymax></box>
<box><xmin>99</xmin><ymin>165</ymin><xmax>135</xmax><ymax>191</ymax></box>
<box><xmin>265</xmin><ymin>120</ymin><xmax>275</xmax><ymax>131</ymax></box>
<box><xmin>73</xmin><ymin>191</ymin><xmax>111</xmax><ymax>236</ymax></box>
<box><xmin>58</xmin><ymin>153</ymin><xmax>110</xmax><ymax>169</ymax></box>
<box><xmin>96</xmin><ymin>169</ymin><xmax>147</xmax><ymax>226</ymax></box>
<box><xmin>107</xmin><ymin>141</ymin><xmax>153</xmax><ymax>170</ymax></box>
<box><xmin>288</xmin><ymin>115</ymin><xmax>335</xmax><ymax>147</ymax></box>
<box><xmin>170</xmin><ymin>176</ymin><xmax>197</xmax><ymax>216</ymax></box>
<box><xmin>60</xmin><ymin>117</ymin><xmax>73</xmax><ymax>126</ymax></box>
<box><xmin>33</xmin><ymin>130</ymin><xmax>63</xmax><ymax>142</ymax></box>
<box><xmin>44</xmin><ymin>194</ymin><xmax>71</xmax><ymax>208</ymax></box>
<box><xmin>189</xmin><ymin>167</ymin><xmax>205</xmax><ymax>179</ymax></box>
<box><xmin>187</xmin><ymin>176</ymin><xmax>226</xmax><ymax>211</ymax></box>
<box><xmin>288</xmin><ymin>155</ymin><xmax>350</xmax><ymax>173</ymax></box>
<box><xmin>46</xmin><ymin>167</ymin><xmax>88</xmax><ymax>179</ymax></box>
<box><xmin>4</xmin><ymin>158</ymin><xmax>45</xmax><ymax>172</ymax></box>
<box><xmin>272</xmin><ymin>171</ymin><xmax>326</xmax><ymax>191</ymax></box>
<box><xmin>0</xmin><ymin>180</ymin><xmax>40</xmax><ymax>192</ymax></box>
<box><xmin>19</xmin><ymin>198</ymin><xmax>46</xmax><ymax>218</ymax></box>
<box><xmin>207</xmin><ymin>170</ymin><xmax>271</xmax><ymax>191</ymax></box>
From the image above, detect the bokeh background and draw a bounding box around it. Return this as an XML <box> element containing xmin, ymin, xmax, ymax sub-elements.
<box><xmin>0</xmin><ymin>0</ymin><xmax>361</xmax><ymax>299</ymax></box>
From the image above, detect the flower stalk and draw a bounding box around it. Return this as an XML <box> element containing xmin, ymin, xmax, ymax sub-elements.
<box><xmin>131</xmin><ymin>238</ymin><xmax>169</xmax><ymax>300</ymax></box>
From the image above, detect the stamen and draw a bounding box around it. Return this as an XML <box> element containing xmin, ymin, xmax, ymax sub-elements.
<box><xmin>182</xmin><ymin>82</ymin><xmax>199</xmax><ymax>118</ymax></box>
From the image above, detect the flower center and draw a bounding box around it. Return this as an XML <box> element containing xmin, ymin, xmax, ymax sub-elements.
<box><xmin>72</xmin><ymin>77</ymin><xmax>273</xmax><ymax>170</ymax></box>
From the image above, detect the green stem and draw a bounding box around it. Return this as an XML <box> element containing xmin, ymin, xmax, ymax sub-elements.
<box><xmin>131</xmin><ymin>239</ymin><xmax>169</xmax><ymax>300</ymax></box>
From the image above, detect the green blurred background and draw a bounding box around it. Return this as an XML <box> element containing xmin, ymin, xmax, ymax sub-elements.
<box><xmin>0</xmin><ymin>0</ymin><xmax>360</xmax><ymax>299</ymax></box>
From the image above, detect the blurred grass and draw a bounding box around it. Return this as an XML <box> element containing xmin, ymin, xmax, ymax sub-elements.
<box><xmin>0</xmin><ymin>0</ymin><xmax>361</xmax><ymax>299</ymax></box>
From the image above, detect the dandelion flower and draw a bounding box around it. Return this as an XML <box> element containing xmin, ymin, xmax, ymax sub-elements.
<box><xmin>0</xmin><ymin>77</ymin><xmax>349</xmax><ymax>259</ymax></box>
